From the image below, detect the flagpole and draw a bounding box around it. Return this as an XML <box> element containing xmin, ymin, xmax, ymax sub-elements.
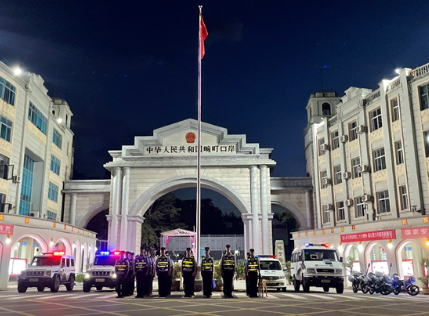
<box><xmin>196</xmin><ymin>5</ymin><xmax>203</xmax><ymax>264</ymax></box>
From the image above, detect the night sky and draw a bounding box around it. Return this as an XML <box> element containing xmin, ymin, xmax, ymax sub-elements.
<box><xmin>2</xmin><ymin>1</ymin><xmax>429</xmax><ymax>179</ymax></box>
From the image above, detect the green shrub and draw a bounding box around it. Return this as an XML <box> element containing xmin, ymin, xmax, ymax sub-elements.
<box><xmin>214</xmin><ymin>265</ymin><xmax>222</xmax><ymax>283</ymax></box>
<box><xmin>235</xmin><ymin>262</ymin><xmax>244</xmax><ymax>280</ymax></box>
<box><xmin>75</xmin><ymin>274</ymin><xmax>85</xmax><ymax>282</ymax></box>
<box><xmin>173</xmin><ymin>262</ymin><xmax>181</xmax><ymax>280</ymax></box>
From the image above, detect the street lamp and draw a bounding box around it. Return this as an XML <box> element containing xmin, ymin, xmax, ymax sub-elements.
<box><xmin>13</xmin><ymin>67</ymin><xmax>22</xmax><ymax>76</ymax></box>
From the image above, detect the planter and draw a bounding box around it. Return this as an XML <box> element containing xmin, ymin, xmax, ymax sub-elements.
<box><xmin>215</xmin><ymin>280</ymin><xmax>223</xmax><ymax>292</ymax></box>
<box><xmin>171</xmin><ymin>280</ymin><xmax>180</xmax><ymax>291</ymax></box>
<box><xmin>423</xmin><ymin>287</ymin><xmax>429</xmax><ymax>295</ymax></box>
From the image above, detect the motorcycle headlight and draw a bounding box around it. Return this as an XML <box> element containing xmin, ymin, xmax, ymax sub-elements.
<box><xmin>307</xmin><ymin>268</ymin><xmax>316</xmax><ymax>274</ymax></box>
<box><xmin>84</xmin><ymin>273</ymin><xmax>90</xmax><ymax>279</ymax></box>
<box><xmin>335</xmin><ymin>269</ymin><xmax>342</xmax><ymax>275</ymax></box>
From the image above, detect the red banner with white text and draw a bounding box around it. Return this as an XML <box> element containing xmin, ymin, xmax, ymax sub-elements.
<box><xmin>340</xmin><ymin>229</ymin><xmax>396</xmax><ymax>243</ymax></box>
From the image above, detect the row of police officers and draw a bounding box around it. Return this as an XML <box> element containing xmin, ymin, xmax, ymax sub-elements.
<box><xmin>115</xmin><ymin>244</ymin><xmax>260</xmax><ymax>298</ymax></box>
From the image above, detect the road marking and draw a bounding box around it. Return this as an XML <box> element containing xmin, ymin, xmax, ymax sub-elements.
<box><xmin>343</xmin><ymin>295</ymin><xmax>364</xmax><ymax>300</ymax></box>
<box><xmin>280</xmin><ymin>293</ymin><xmax>304</xmax><ymax>299</ymax></box>
<box><xmin>305</xmin><ymin>294</ymin><xmax>337</xmax><ymax>300</ymax></box>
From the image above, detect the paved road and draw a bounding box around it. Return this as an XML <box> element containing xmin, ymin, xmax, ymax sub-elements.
<box><xmin>0</xmin><ymin>287</ymin><xmax>427</xmax><ymax>316</ymax></box>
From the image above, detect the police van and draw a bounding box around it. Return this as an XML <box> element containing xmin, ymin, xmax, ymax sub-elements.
<box><xmin>291</xmin><ymin>243</ymin><xmax>344</xmax><ymax>293</ymax></box>
<box><xmin>18</xmin><ymin>251</ymin><xmax>75</xmax><ymax>293</ymax></box>
<box><xmin>83</xmin><ymin>251</ymin><xmax>121</xmax><ymax>292</ymax></box>
<box><xmin>258</xmin><ymin>255</ymin><xmax>287</xmax><ymax>292</ymax></box>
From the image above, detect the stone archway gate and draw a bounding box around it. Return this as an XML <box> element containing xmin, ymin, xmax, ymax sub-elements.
<box><xmin>63</xmin><ymin>119</ymin><xmax>314</xmax><ymax>255</ymax></box>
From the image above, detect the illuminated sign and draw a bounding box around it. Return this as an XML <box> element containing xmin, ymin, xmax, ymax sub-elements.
<box><xmin>0</xmin><ymin>224</ymin><xmax>13</xmax><ymax>235</ymax></box>
<box><xmin>340</xmin><ymin>229</ymin><xmax>396</xmax><ymax>242</ymax></box>
<box><xmin>401</xmin><ymin>227</ymin><xmax>429</xmax><ymax>239</ymax></box>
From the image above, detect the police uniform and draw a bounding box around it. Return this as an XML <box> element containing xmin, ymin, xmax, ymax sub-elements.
<box><xmin>182</xmin><ymin>248</ymin><xmax>196</xmax><ymax>297</ymax></box>
<box><xmin>245</xmin><ymin>252</ymin><xmax>250</xmax><ymax>296</ymax></box>
<box><xmin>220</xmin><ymin>245</ymin><xmax>235</xmax><ymax>298</ymax></box>
<box><xmin>147</xmin><ymin>250</ymin><xmax>155</xmax><ymax>295</ymax></box>
<box><xmin>126</xmin><ymin>252</ymin><xmax>135</xmax><ymax>296</ymax></box>
<box><xmin>134</xmin><ymin>247</ymin><xmax>148</xmax><ymax>298</ymax></box>
<box><xmin>115</xmin><ymin>253</ymin><xmax>129</xmax><ymax>298</ymax></box>
<box><xmin>156</xmin><ymin>248</ymin><xmax>171</xmax><ymax>297</ymax></box>
<box><xmin>246</xmin><ymin>251</ymin><xmax>259</xmax><ymax>298</ymax></box>
<box><xmin>201</xmin><ymin>247</ymin><xmax>214</xmax><ymax>298</ymax></box>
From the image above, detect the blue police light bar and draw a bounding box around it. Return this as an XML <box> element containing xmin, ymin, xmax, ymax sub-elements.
<box><xmin>100</xmin><ymin>251</ymin><xmax>110</xmax><ymax>256</ymax></box>
<box><xmin>257</xmin><ymin>255</ymin><xmax>278</xmax><ymax>258</ymax></box>
<box><xmin>304</xmin><ymin>243</ymin><xmax>313</xmax><ymax>247</ymax></box>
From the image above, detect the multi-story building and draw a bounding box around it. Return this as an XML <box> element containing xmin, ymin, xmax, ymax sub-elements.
<box><xmin>0</xmin><ymin>61</ymin><xmax>73</xmax><ymax>220</ymax></box>
<box><xmin>295</xmin><ymin>62</ymin><xmax>429</xmax><ymax>281</ymax></box>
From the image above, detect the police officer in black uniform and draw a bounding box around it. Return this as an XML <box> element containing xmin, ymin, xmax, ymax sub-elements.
<box><xmin>134</xmin><ymin>246</ymin><xmax>148</xmax><ymax>298</ymax></box>
<box><xmin>126</xmin><ymin>252</ymin><xmax>135</xmax><ymax>296</ymax></box>
<box><xmin>220</xmin><ymin>244</ymin><xmax>236</xmax><ymax>298</ymax></box>
<box><xmin>182</xmin><ymin>247</ymin><xmax>197</xmax><ymax>297</ymax></box>
<box><xmin>201</xmin><ymin>247</ymin><xmax>214</xmax><ymax>298</ymax></box>
<box><xmin>245</xmin><ymin>252</ymin><xmax>250</xmax><ymax>296</ymax></box>
<box><xmin>115</xmin><ymin>251</ymin><xmax>129</xmax><ymax>298</ymax></box>
<box><xmin>156</xmin><ymin>247</ymin><xmax>171</xmax><ymax>298</ymax></box>
<box><xmin>245</xmin><ymin>248</ymin><xmax>260</xmax><ymax>298</ymax></box>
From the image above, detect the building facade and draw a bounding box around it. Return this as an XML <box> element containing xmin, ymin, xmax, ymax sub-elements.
<box><xmin>295</xmin><ymin>62</ymin><xmax>429</xmax><ymax>281</ymax></box>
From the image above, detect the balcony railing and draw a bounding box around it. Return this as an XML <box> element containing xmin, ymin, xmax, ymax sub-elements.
<box><xmin>410</xmin><ymin>62</ymin><xmax>429</xmax><ymax>79</ymax></box>
<box><xmin>364</xmin><ymin>89</ymin><xmax>380</xmax><ymax>105</ymax></box>
<box><xmin>387</xmin><ymin>78</ymin><xmax>401</xmax><ymax>92</ymax></box>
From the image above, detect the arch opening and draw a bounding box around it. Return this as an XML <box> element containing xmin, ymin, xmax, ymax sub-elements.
<box><xmin>396</xmin><ymin>240</ymin><xmax>424</xmax><ymax>279</ymax></box>
<box><xmin>271</xmin><ymin>204</ymin><xmax>300</xmax><ymax>260</ymax></box>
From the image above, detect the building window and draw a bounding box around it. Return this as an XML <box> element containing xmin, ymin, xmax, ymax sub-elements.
<box><xmin>0</xmin><ymin>115</ymin><xmax>12</xmax><ymax>142</ymax></box>
<box><xmin>370</xmin><ymin>108</ymin><xmax>382</xmax><ymax>132</ymax></box>
<box><xmin>391</xmin><ymin>98</ymin><xmax>399</xmax><ymax>122</ymax></box>
<box><xmin>420</xmin><ymin>84</ymin><xmax>429</xmax><ymax>111</ymax></box>
<box><xmin>50</xmin><ymin>155</ymin><xmax>61</xmax><ymax>175</ymax></box>
<box><xmin>48</xmin><ymin>182</ymin><xmax>59</xmax><ymax>203</ymax></box>
<box><xmin>320</xmin><ymin>170</ymin><xmax>328</xmax><ymax>189</ymax></box>
<box><xmin>373</xmin><ymin>147</ymin><xmax>386</xmax><ymax>172</ymax></box>
<box><xmin>377</xmin><ymin>190</ymin><xmax>390</xmax><ymax>214</ymax></box>
<box><xmin>47</xmin><ymin>211</ymin><xmax>57</xmax><ymax>221</ymax></box>
<box><xmin>351</xmin><ymin>157</ymin><xmax>361</xmax><ymax>179</ymax></box>
<box><xmin>334</xmin><ymin>165</ymin><xmax>342</xmax><ymax>185</ymax></box>
<box><xmin>0</xmin><ymin>76</ymin><xmax>16</xmax><ymax>106</ymax></box>
<box><xmin>319</xmin><ymin>138</ymin><xmax>325</xmax><ymax>156</ymax></box>
<box><xmin>424</xmin><ymin>131</ymin><xmax>429</xmax><ymax>157</ymax></box>
<box><xmin>355</xmin><ymin>197</ymin><xmax>365</xmax><ymax>218</ymax></box>
<box><xmin>322</xmin><ymin>205</ymin><xmax>331</xmax><ymax>223</ymax></box>
<box><xmin>0</xmin><ymin>192</ymin><xmax>6</xmax><ymax>213</ymax></box>
<box><xmin>399</xmin><ymin>186</ymin><xmax>408</xmax><ymax>210</ymax></box>
<box><xmin>395</xmin><ymin>141</ymin><xmax>404</xmax><ymax>165</ymax></box>
<box><xmin>337</xmin><ymin>201</ymin><xmax>345</xmax><ymax>221</ymax></box>
<box><xmin>19</xmin><ymin>155</ymin><xmax>35</xmax><ymax>216</ymax></box>
<box><xmin>28</xmin><ymin>102</ymin><xmax>47</xmax><ymax>134</ymax></box>
<box><xmin>331</xmin><ymin>130</ymin><xmax>339</xmax><ymax>149</ymax></box>
<box><xmin>53</xmin><ymin>128</ymin><xmax>62</xmax><ymax>149</ymax></box>
<box><xmin>0</xmin><ymin>153</ymin><xmax>10</xmax><ymax>180</ymax></box>
<box><xmin>349</xmin><ymin>121</ymin><xmax>358</xmax><ymax>141</ymax></box>
<box><xmin>322</xmin><ymin>103</ymin><xmax>331</xmax><ymax>116</ymax></box>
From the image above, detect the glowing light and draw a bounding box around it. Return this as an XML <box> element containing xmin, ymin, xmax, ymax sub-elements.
<box><xmin>113</xmin><ymin>251</ymin><xmax>121</xmax><ymax>256</ymax></box>
<box><xmin>426</xmin><ymin>238</ymin><xmax>429</xmax><ymax>246</ymax></box>
<box><xmin>5</xmin><ymin>237</ymin><xmax>11</xmax><ymax>244</ymax></box>
<box><xmin>84</xmin><ymin>273</ymin><xmax>90</xmax><ymax>279</ymax></box>
<box><xmin>57</xmin><ymin>118</ymin><xmax>62</xmax><ymax>124</ymax></box>
<box><xmin>53</xmin><ymin>251</ymin><xmax>64</xmax><ymax>256</ymax></box>
<box><xmin>395</xmin><ymin>68</ymin><xmax>401</xmax><ymax>74</ymax></box>
<box><xmin>166</xmin><ymin>237</ymin><xmax>171</xmax><ymax>243</ymax></box>
<box><xmin>95</xmin><ymin>247</ymin><xmax>98</xmax><ymax>251</ymax></box>
<box><xmin>14</xmin><ymin>67</ymin><xmax>22</xmax><ymax>76</ymax></box>
<box><xmin>338</xmin><ymin>245</ymin><xmax>344</xmax><ymax>252</ymax></box>
<box><xmin>50</xmin><ymin>241</ymin><xmax>54</xmax><ymax>246</ymax></box>
<box><xmin>358</xmin><ymin>244</ymin><xmax>363</xmax><ymax>251</ymax></box>
<box><xmin>387</xmin><ymin>243</ymin><xmax>393</xmax><ymax>249</ymax></box>
<box><xmin>112</xmin><ymin>273</ymin><xmax>117</xmax><ymax>279</ymax></box>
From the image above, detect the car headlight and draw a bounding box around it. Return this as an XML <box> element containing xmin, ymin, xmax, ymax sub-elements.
<box><xmin>84</xmin><ymin>273</ymin><xmax>90</xmax><ymax>279</ymax></box>
<box><xmin>112</xmin><ymin>273</ymin><xmax>117</xmax><ymax>279</ymax></box>
<box><xmin>335</xmin><ymin>269</ymin><xmax>342</xmax><ymax>275</ymax></box>
<box><xmin>307</xmin><ymin>268</ymin><xmax>316</xmax><ymax>274</ymax></box>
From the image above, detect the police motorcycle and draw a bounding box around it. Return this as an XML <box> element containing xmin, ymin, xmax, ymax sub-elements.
<box><xmin>364</xmin><ymin>263</ymin><xmax>393</xmax><ymax>295</ymax></box>
<box><xmin>348</xmin><ymin>263</ymin><xmax>370</xmax><ymax>294</ymax></box>
<box><xmin>390</xmin><ymin>273</ymin><xmax>419</xmax><ymax>296</ymax></box>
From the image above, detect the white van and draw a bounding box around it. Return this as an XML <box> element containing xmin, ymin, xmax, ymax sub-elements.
<box><xmin>291</xmin><ymin>243</ymin><xmax>344</xmax><ymax>294</ymax></box>
<box><xmin>258</xmin><ymin>255</ymin><xmax>287</xmax><ymax>292</ymax></box>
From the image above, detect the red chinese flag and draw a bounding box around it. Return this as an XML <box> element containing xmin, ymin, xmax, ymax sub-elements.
<box><xmin>200</xmin><ymin>12</ymin><xmax>208</xmax><ymax>59</ymax></box>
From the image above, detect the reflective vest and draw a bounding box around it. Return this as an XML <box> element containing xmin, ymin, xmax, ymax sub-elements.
<box><xmin>115</xmin><ymin>259</ymin><xmax>128</xmax><ymax>275</ymax></box>
<box><xmin>222</xmin><ymin>254</ymin><xmax>235</xmax><ymax>271</ymax></box>
<box><xmin>247</xmin><ymin>257</ymin><xmax>258</xmax><ymax>273</ymax></box>
<box><xmin>156</xmin><ymin>256</ymin><xmax>169</xmax><ymax>273</ymax></box>
<box><xmin>182</xmin><ymin>256</ymin><xmax>195</xmax><ymax>273</ymax></box>
<box><xmin>135</xmin><ymin>255</ymin><xmax>148</xmax><ymax>272</ymax></box>
<box><xmin>201</xmin><ymin>256</ymin><xmax>213</xmax><ymax>272</ymax></box>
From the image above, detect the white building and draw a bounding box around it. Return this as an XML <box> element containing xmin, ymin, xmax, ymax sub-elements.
<box><xmin>295</xmin><ymin>62</ymin><xmax>429</xmax><ymax>280</ymax></box>
<box><xmin>0</xmin><ymin>61</ymin><xmax>96</xmax><ymax>290</ymax></box>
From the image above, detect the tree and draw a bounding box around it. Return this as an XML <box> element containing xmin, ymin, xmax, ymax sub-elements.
<box><xmin>141</xmin><ymin>193</ymin><xmax>187</xmax><ymax>248</ymax></box>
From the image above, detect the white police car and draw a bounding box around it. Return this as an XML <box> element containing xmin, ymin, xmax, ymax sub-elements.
<box><xmin>83</xmin><ymin>251</ymin><xmax>120</xmax><ymax>292</ymax></box>
<box><xmin>291</xmin><ymin>243</ymin><xmax>344</xmax><ymax>293</ymax></box>
<box><xmin>18</xmin><ymin>251</ymin><xmax>75</xmax><ymax>293</ymax></box>
<box><xmin>258</xmin><ymin>255</ymin><xmax>287</xmax><ymax>292</ymax></box>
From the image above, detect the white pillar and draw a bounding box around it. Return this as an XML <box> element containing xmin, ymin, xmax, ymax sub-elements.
<box><xmin>110</xmin><ymin>167</ymin><xmax>122</xmax><ymax>250</ymax></box>
<box><xmin>305</xmin><ymin>190</ymin><xmax>312</xmax><ymax>229</ymax></box>
<box><xmin>260</xmin><ymin>165</ymin><xmax>269</xmax><ymax>254</ymax></box>
<box><xmin>128</xmin><ymin>216</ymin><xmax>144</xmax><ymax>254</ymax></box>
<box><xmin>70</xmin><ymin>193</ymin><xmax>77</xmax><ymax>226</ymax></box>
<box><xmin>0</xmin><ymin>244</ymin><xmax>11</xmax><ymax>290</ymax></box>
<box><xmin>250</xmin><ymin>165</ymin><xmax>260</xmax><ymax>254</ymax></box>
<box><xmin>120</xmin><ymin>167</ymin><xmax>130</xmax><ymax>250</ymax></box>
